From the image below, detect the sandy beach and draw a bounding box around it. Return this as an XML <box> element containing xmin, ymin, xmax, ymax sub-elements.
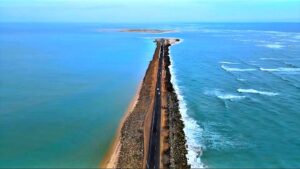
<box><xmin>100</xmin><ymin>82</ymin><xmax>142</xmax><ymax>168</ymax></box>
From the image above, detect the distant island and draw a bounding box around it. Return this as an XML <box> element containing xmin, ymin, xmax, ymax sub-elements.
<box><xmin>120</xmin><ymin>29</ymin><xmax>176</xmax><ymax>34</ymax></box>
<box><xmin>96</xmin><ymin>28</ymin><xmax>176</xmax><ymax>34</ymax></box>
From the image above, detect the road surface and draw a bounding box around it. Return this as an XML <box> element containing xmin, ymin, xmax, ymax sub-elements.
<box><xmin>146</xmin><ymin>40</ymin><xmax>165</xmax><ymax>169</ymax></box>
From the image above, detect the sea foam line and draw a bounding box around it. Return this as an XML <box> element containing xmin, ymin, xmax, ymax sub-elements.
<box><xmin>237</xmin><ymin>89</ymin><xmax>279</xmax><ymax>96</ymax></box>
<box><xmin>260</xmin><ymin>67</ymin><xmax>300</xmax><ymax>72</ymax></box>
<box><xmin>217</xmin><ymin>94</ymin><xmax>246</xmax><ymax>100</ymax></box>
<box><xmin>261</xmin><ymin>44</ymin><xmax>284</xmax><ymax>49</ymax></box>
<box><xmin>204</xmin><ymin>89</ymin><xmax>246</xmax><ymax>101</ymax></box>
<box><xmin>259</xmin><ymin>57</ymin><xmax>282</xmax><ymax>61</ymax></box>
<box><xmin>219</xmin><ymin>61</ymin><xmax>239</xmax><ymax>64</ymax></box>
<box><xmin>169</xmin><ymin>55</ymin><xmax>205</xmax><ymax>168</ymax></box>
<box><xmin>221</xmin><ymin>65</ymin><xmax>256</xmax><ymax>72</ymax></box>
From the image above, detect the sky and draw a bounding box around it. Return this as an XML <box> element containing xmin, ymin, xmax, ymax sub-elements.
<box><xmin>0</xmin><ymin>0</ymin><xmax>300</xmax><ymax>23</ymax></box>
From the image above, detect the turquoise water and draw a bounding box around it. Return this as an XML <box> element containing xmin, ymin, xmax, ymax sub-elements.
<box><xmin>0</xmin><ymin>23</ymin><xmax>155</xmax><ymax>167</ymax></box>
<box><xmin>168</xmin><ymin>23</ymin><xmax>300</xmax><ymax>168</ymax></box>
<box><xmin>1</xmin><ymin>23</ymin><xmax>300</xmax><ymax>168</ymax></box>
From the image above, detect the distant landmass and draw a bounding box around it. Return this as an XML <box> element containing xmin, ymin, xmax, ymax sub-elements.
<box><xmin>119</xmin><ymin>29</ymin><xmax>176</xmax><ymax>33</ymax></box>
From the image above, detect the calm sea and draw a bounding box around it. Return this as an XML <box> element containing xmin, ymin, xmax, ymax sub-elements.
<box><xmin>1</xmin><ymin>23</ymin><xmax>300</xmax><ymax>168</ymax></box>
<box><xmin>0</xmin><ymin>23</ymin><xmax>155</xmax><ymax>167</ymax></box>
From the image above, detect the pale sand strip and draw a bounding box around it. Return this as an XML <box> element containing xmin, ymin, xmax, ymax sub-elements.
<box><xmin>100</xmin><ymin>82</ymin><xmax>142</xmax><ymax>168</ymax></box>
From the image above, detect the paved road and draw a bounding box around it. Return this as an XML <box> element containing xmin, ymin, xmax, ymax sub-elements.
<box><xmin>146</xmin><ymin>40</ymin><xmax>164</xmax><ymax>169</ymax></box>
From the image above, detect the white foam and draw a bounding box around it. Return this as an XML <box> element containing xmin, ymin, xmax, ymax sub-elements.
<box><xmin>259</xmin><ymin>57</ymin><xmax>282</xmax><ymax>60</ymax></box>
<box><xmin>217</xmin><ymin>94</ymin><xmax>246</xmax><ymax>100</ymax></box>
<box><xmin>237</xmin><ymin>89</ymin><xmax>279</xmax><ymax>96</ymax></box>
<box><xmin>169</xmin><ymin>55</ymin><xmax>205</xmax><ymax>168</ymax></box>
<box><xmin>260</xmin><ymin>67</ymin><xmax>300</xmax><ymax>72</ymax></box>
<box><xmin>219</xmin><ymin>61</ymin><xmax>239</xmax><ymax>64</ymax></box>
<box><xmin>237</xmin><ymin>78</ymin><xmax>246</xmax><ymax>81</ymax></box>
<box><xmin>204</xmin><ymin>89</ymin><xmax>246</xmax><ymax>101</ymax></box>
<box><xmin>221</xmin><ymin>65</ymin><xmax>256</xmax><ymax>72</ymax></box>
<box><xmin>260</xmin><ymin>43</ymin><xmax>284</xmax><ymax>49</ymax></box>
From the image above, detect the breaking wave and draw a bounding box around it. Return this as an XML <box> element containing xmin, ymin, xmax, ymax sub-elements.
<box><xmin>237</xmin><ymin>78</ymin><xmax>246</xmax><ymax>81</ymax></box>
<box><xmin>259</xmin><ymin>57</ymin><xmax>282</xmax><ymax>61</ymax></box>
<box><xmin>217</xmin><ymin>94</ymin><xmax>246</xmax><ymax>100</ymax></box>
<box><xmin>237</xmin><ymin>89</ymin><xmax>279</xmax><ymax>96</ymax></box>
<box><xmin>221</xmin><ymin>65</ymin><xmax>256</xmax><ymax>72</ymax></box>
<box><xmin>219</xmin><ymin>61</ymin><xmax>239</xmax><ymax>64</ymax></box>
<box><xmin>204</xmin><ymin>89</ymin><xmax>246</xmax><ymax>101</ymax></box>
<box><xmin>169</xmin><ymin>54</ymin><xmax>205</xmax><ymax>168</ymax></box>
<box><xmin>260</xmin><ymin>67</ymin><xmax>300</xmax><ymax>73</ymax></box>
<box><xmin>263</xmin><ymin>44</ymin><xmax>284</xmax><ymax>49</ymax></box>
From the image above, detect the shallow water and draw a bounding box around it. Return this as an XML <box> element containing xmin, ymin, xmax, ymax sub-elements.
<box><xmin>0</xmin><ymin>23</ymin><xmax>155</xmax><ymax>167</ymax></box>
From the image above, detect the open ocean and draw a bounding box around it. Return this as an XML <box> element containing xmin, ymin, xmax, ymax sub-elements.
<box><xmin>1</xmin><ymin>23</ymin><xmax>300</xmax><ymax>168</ymax></box>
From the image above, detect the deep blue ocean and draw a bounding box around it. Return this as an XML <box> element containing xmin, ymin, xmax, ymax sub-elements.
<box><xmin>1</xmin><ymin>23</ymin><xmax>300</xmax><ymax>168</ymax></box>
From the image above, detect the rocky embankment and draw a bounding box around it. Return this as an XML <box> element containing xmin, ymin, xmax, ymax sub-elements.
<box><xmin>161</xmin><ymin>42</ymin><xmax>189</xmax><ymax>169</ymax></box>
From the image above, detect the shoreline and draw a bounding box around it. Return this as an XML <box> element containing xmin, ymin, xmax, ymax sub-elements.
<box><xmin>161</xmin><ymin>40</ymin><xmax>189</xmax><ymax>168</ymax></box>
<box><xmin>100</xmin><ymin>82</ymin><xmax>142</xmax><ymax>168</ymax></box>
<box><xmin>169</xmin><ymin>54</ymin><xmax>204</xmax><ymax>168</ymax></box>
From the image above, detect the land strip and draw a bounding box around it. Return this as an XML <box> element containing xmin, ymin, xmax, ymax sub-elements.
<box><xmin>101</xmin><ymin>38</ymin><xmax>189</xmax><ymax>169</ymax></box>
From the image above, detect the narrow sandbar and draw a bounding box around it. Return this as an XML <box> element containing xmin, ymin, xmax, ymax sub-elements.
<box><xmin>101</xmin><ymin>38</ymin><xmax>188</xmax><ymax>168</ymax></box>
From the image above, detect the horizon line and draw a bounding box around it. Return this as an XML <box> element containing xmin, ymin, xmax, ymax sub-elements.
<box><xmin>1</xmin><ymin>21</ymin><xmax>300</xmax><ymax>24</ymax></box>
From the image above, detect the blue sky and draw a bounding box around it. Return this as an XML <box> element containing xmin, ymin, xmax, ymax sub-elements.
<box><xmin>0</xmin><ymin>0</ymin><xmax>300</xmax><ymax>22</ymax></box>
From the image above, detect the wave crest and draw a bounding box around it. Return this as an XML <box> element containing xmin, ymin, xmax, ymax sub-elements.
<box><xmin>221</xmin><ymin>65</ymin><xmax>256</xmax><ymax>72</ymax></box>
<box><xmin>262</xmin><ymin>44</ymin><xmax>284</xmax><ymax>49</ymax></box>
<box><xmin>237</xmin><ymin>89</ymin><xmax>279</xmax><ymax>96</ymax></box>
<box><xmin>204</xmin><ymin>89</ymin><xmax>246</xmax><ymax>101</ymax></box>
<box><xmin>260</xmin><ymin>67</ymin><xmax>300</xmax><ymax>72</ymax></box>
<box><xmin>219</xmin><ymin>61</ymin><xmax>239</xmax><ymax>64</ymax></box>
<box><xmin>259</xmin><ymin>57</ymin><xmax>282</xmax><ymax>60</ymax></box>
